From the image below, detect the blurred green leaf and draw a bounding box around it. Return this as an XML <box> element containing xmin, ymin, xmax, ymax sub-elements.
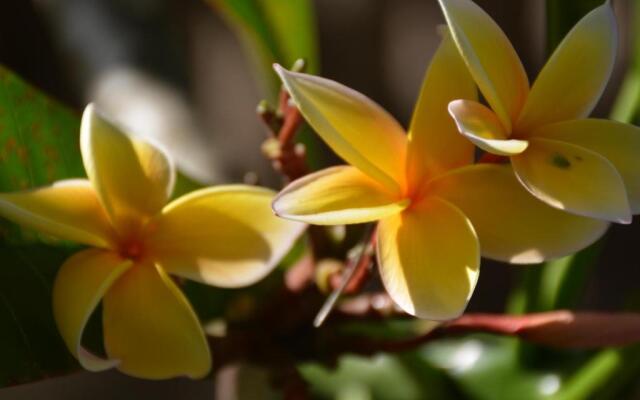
<box><xmin>545</xmin><ymin>0</ymin><xmax>603</xmax><ymax>54</ymax></box>
<box><xmin>300</xmin><ymin>352</ymin><xmax>457</xmax><ymax>400</ymax></box>
<box><xmin>611</xmin><ymin>0</ymin><xmax>640</xmax><ymax>123</ymax></box>
<box><xmin>0</xmin><ymin>242</ymin><xmax>78</xmax><ymax>387</ymax></box>
<box><xmin>551</xmin><ymin>345</ymin><xmax>640</xmax><ymax>400</ymax></box>
<box><xmin>423</xmin><ymin>336</ymin><xmax>575</xmax><ymax>400</ymax></box>
<box><xmin>0</xmin><ymin>66</ymin><xmax>84</xmax><ymax>386</ymax></box>
<box><xmin>208</xmin><ymin>0</ymin><xmax>319</xmax><ymax>99</ymax></box>
<box><xmin>207</xmin><ymin>0</ymin><xmax>325</xmax><ymax>169</ymax></box>
<box><xmin>508</xmin><ymin>241</ymin><xmax>605</xmax><ymax>317</ymax></box>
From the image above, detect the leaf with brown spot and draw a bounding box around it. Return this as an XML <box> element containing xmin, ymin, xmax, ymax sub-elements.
<box><xmin>0</xmin><ymin>66</ymin><xmax>83</xmax><ymax>387</ymax></box>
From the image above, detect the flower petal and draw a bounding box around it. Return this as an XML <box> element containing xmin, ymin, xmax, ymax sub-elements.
<box><xmin>533</xmin><ymin>119</ymin><xmax>640</xmax><ymax>213</ymax></box>
<box><xmin>0</xmin><ymin>180</ymin><xmax>115</xmax><ymax>247</ymax></box>
<box><xmin>273</xmin><ymin>166</ymin><xmax>409</xmax><ymax>225</ymax></box>
<box><xmin>103</xmin><ymin>262</ymin><xmax>210</xmax><ymax>379</ymax></box>
<box><xmin>407</xmin><ymin>29</ymin><xmax>477</xmax><ymax>183</ymax></box>
<box><xmin>512</xmin><ymin>138</ymin><xmax>631</xmax><ymax>223</ymax></box>
<box><xmin>80</xmin><ymin>104</ymin><xmax>175</xmax><ymax>235</ymax></box>
<box><xmin>438</xmin><ymin>0</ymin><xmax>529</xmax><ymax>131</ymax></box>
<box><xmin>430</xmin><ymin>164</ymin><xmax>609</xmax><ymax>264</ymax></box>
<box><xmin>377</xmin><ymin>197</ymin><xmax>479</xmax><ymax>320</ymax></box>
<box><xmin>274</xmin><ymin>65</ymin><xmax>408</xmax><ymax>191</ymax></box>
<box><xmin>517</xmin><ymin>3</ymin><xmax>617</xmax><ymax>132</ymax></box>
<box><xmin>52</xmin><ymin>249</ymin><xmax>131</xmax><ymax>371</ymax></box>
<box><xmin>448</xmin><ymin>100</ymin><xmax>529</xmax><ymax>156</ymax></box>
<box><xmin>148</xmin><ymin>185</ymin><xmax>306</xmax><ymax>288</ymax></box>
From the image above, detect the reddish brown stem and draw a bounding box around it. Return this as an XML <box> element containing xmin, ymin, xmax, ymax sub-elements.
<box><xmin>278</xmin><ymin>90</ymin><xmax>303</xmax><ymax>147</ymax></box>
<box><xmin>260</xmin><ymin>90</ymin><xmax>308</xmax><ymax>182</ymax></box>
<box><xmin>340</xmin><ymin>311</ymin><xmax>640</xmax><ymax>355</ymax></box>
<box><xmin>329</xmin><ymin>228</ymin><xmax>377</xmax><ymax>294</ymax></box>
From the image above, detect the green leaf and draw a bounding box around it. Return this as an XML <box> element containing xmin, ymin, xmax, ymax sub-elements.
<box><xmin>551</xmin><ymin>346</ymin><xmax>640</xmax><ymax>400</ymax></box>
<box><xmin>0</xmin><ymin>66</ymin><xmax>83</xmax><ymax>194</ymax></box>
<box><xmin>208</xmin><ymin>0</ymin><xmax>325</xmax><ymax>169</ymax></box>
<box><xmin>611</xmin><ymin>0</ymin><xmax>640</xmax><ymax>124</ymax></box>
<box><xmin>0</xmin><ymin>242</ymin><xmax>78</xmax><ymax>386</ymax></box>
<box><xmin>423</xmin><ymin>336</ymin><xmax>580</xmax><ymax>400</ymax></box>
<box><xmin>209</xmin><ymin>0</ymin><xmax>319</xmax><ymax>99</ymax></box>
<box><xmin>299</xmin><ymin>352</ymin><xmax>457</xmax><ymax>400</ymax></box>
<box><xmin>0</xmin><ymin>66</ymin><xmax>86</xmax><ymax>386</ymax></box>
<box><xmin>545</xmin><ymin>0</ymin><xmax>603</xmax><ymax>54</ymax></box>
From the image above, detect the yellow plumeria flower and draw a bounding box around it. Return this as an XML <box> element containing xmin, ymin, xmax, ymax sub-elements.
<box><xmin>273</xmin><ymin>32</ymin><xmax>607</xmax><ymax>320</ymax></box>
<box><xmin>439</xmin><ymin>0</ymin><xmax>640</xmax><ymax>224</ymax></box>
<box><xmin>0</xmin><ymin>105</ymin><xmax>304</xmax><ymax>379</ymax></box>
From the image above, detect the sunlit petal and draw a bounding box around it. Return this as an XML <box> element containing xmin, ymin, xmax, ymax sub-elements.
<box><xmin>0</xmin><ymin>180</ymin><xmax>115</xmax><ymax>247</ymax></box>
<box><xmin>512</xmin><ymin>138</ymin><xmax>631</xmax><ymax>223</ymax></box>
<box><xmin>448</xmin><ymin>100</ymin><xmax>528</xmax><ymax>156</ymax></box>
<box><xmin>517</xmin><ymin>3</ymin><xmax>617</xmax><ymax>132</ymax></box>
<box><xmin>407</xmin><ymin>29</ymin><xmax>477</xmax><ymax>182</ymax></box>
<box><xmin>274</xmin><ymin>65</ymin><xmax>407</xmax><ymax>191</ymax></box>
<box><xmin>430</xmin><ymin>164</ymin><xmax>609</xmax><ymax>263</ymax></box>
<box><xmin>272</xmin><ymin>166</ymin><xmax>409</xmax><ymax>225</ymax></box>
<box><xmin>533</xmin><ymin>119</ymin><xmax>640</xmax><ymax>213</ymax></box>
<box><xmin>377</xmin><ymin>197</ymin><xmax>479</xmax><ymax>320</ymax></box>
<box><xmin>80</xmin><ymin>104</ymin><xmax>175</xmax><ymax>235</ymax></box>
<box><xmin>438</xmin><ymin>0</ymin><xmax>529</xmax><ymax>131</ymax></box>
<box><xmin>103</xmin><ymin>262</ymin><xmax>210</xmax><ymax>379</ymax></box>
<box><xmin>52</xmin><ymin>249</ymin><xmax>131</xmax><ymax>371</ymax></box>
<box><xmin>148</xmin><ymin>185</ymin><xmax>305</xmax><ymax>287</ymax></box>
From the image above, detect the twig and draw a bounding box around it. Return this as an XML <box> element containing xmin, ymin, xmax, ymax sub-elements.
<box><xmin>338</xmin><ymin>311</ymin><xmax>640</xmax><ymax>355</ymax></box>
<box><xmin>328</xmin><ymin>232</ymin><xmax>376</xmax><ymax>294</ymax></box>
<box><xmin>314</xmin><ymin>224</ymin><xmax>376</xmax><ymax>327</ymax></box>
<box><xmin>259</xmin><ymin>63</ymin><xmax>309</xmax><ymax>182</ymax></box>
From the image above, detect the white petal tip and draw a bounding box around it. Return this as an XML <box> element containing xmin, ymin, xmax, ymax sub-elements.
<box><xmin>617</xmin><ymin>215</ymin><xmax>633</xmax><ymax>225</ymax></box>
<box><xmin>447</xmin><ymin>99</ymin><xmax>463</xmax><ymax>115</ymax></box>
<box><xmin>273</xmin><ymin>63</ymin><xmax>290</xmax><ymax>79</ymax></box>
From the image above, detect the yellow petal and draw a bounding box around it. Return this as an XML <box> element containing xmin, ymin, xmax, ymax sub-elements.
<box><xmin>377</xmin><ymin>197</ymin><xmax>479</xmax><ymax>320</ymax></box>
<box><xmin>147</xmin><ymin>185</ymin><xmax>306</xmax><ymax>288</ymax></box>
<box><xmin>103</xmin><ymin>262</ymin><xmax>210</xmax><ymax>379</ymax></box>
<box><xmin>80</xmin><ymin>104</ymin><xmax>175</xmax><ymax>235</ymax></box>
<box><xmin>533</xmin><ymin>119</ymin><xmax>640</xmax><ymax>213</ymax></box>
<box><xmin>517</xmin><ymin>3</ymin><xmax>617</xmax><ymax>132</ymax></box>
<box><xmin>52</xmin><ymin>249</ymin><xmax>131</xmax><ymax>371</ymax></box>
<box><xmin>448</xmin><ymin>100</ymin><xmax>529</xmax><ymax>156</ymax></box>
<box><xmin>0</xmin><ymin>180</ymin><xmax>115</xmax><ymax>247</ymax></box>
<box><xmin>272</xmin><ymin>166</ymin><xmax>409</xmax><ymax>225</ymax></box>
<box><xmin>438</xmin><ymin>0</ymin><xmax>529</xmax><ymax>131</ymax></box>
<box><xmin>407</xmin><ymin>29</ymin><xmax>477</xmax><ymax>184</ymax></box>
<box><xmin>512</xmin><ymin>138</ymin><xmax>631</xmax><ymax>223</ymax></box>
<box><xmin>274</xmin><ymin>65</ymin><xmax>407</xmax><ymax>191</ymax></box>
<box><xmin>429</xmin><ymin>164</ymin><xmax>609</xmax><ymax>264</ymax></box>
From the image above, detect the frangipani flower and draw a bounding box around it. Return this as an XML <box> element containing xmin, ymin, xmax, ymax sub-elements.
<box><xmin>439</xmin><ymin>0</ymin><xmax>640</xmax><ymax>224</ymax></box>
<box><xmin>0</xmin><ymin>105</ymin><xmax>304</xmax><ymax>379</ymax></box>
<box><xmin>273</xmin><ymin>32</ymin><xmax>607</xmax><ymax>320</ymax></box>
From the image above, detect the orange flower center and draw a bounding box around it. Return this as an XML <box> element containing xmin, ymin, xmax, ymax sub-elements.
<box><xmin>118</xmin><ymin>238</ymin><xmax>147</xmax><ymax>262</ymax></box>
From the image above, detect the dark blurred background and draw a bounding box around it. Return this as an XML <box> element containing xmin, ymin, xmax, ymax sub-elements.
<box><xmin>0</xmin><ymin>0</ymin><xmax>637</xmax><ymax>398</ymax></box>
